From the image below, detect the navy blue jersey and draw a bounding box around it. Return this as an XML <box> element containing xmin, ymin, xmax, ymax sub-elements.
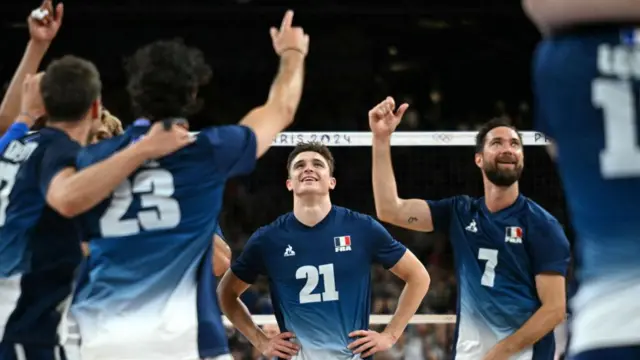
<box><xmin>427</xmin><ymin>195</ymin><xmax>570</xmax><ymax>360</ymax></box>
<box><xmin>231</xmin><ymin>206</ymin><xmax>407</xmax><ymax>360</ymax></box>
<box><xmin>0</xmin><ymin>128</ymin><xmax>83</xmax><ymax>345</ymax></box>
<box><xmin>533</xmin><ymin>26</ymin><xmax>640</xmax><ymax>355</ymax></box>
<box><xmin>70</xmin><ymin>121</ymin><xmax>256</xmax><ymax>360</ymax></box>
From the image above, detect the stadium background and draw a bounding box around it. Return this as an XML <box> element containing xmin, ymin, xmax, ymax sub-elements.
<box><xmin>0</xmin><ymin>1</ymin><xmax>573</xmax><ymax>359</ymax></box>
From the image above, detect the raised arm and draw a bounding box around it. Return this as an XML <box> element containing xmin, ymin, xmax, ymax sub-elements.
<box><xmin>523</xmin><ymin>0</ymin><xmax>640</xmax><ymax>34</ymax></box>
<box><xmin>0</xmin><ymin>1</ymin><xmax>64</xmax><ymax>132</ymax></box>
<box><xmin>239</xmin><ymin>10</ymin><xmax>309</xmax><ymax>159</ymax></box>
<box><xmin>369</xmin><ymin>97</ymin><xmax>435</xmax><ymax>232</ymax></box>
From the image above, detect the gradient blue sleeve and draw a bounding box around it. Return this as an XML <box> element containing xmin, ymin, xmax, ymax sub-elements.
<box><xmin>527</xmin><ymin>219</ymin><xmax>571</xmax><ymax>275</ymax></box>
<box><xmin>426</xmin><ymin>197</ymin><xmax>456</xmax><ymax>232</ymax></box>
<box><xmin>0</xmin><ymin>122</ymin><xmax>29</xmax><ymax>152</ymax></box>
<box><xmin>200</xmin><ymin>125</ymin><xmax>257</xmax><ymax>178</ymax></box>
<box><xmin>230</xmin><ymin>229</ymin><xmax>267</xmax><ymax>284</ymax></box>
<box><xmin>39</xmin><ymin>139</ymin><xmax>81</xmax><ymax>195</ymax></box>
<box><xmin>370</xmin><ymin>217</ymin><xmax>407</xmax><ymax>269</ymax></box>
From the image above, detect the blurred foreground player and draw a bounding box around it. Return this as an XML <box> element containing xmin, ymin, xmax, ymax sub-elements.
<box><xmin>526</xmin><ymin>1</ymin><xmax>640</xmax><ymax>359</ymax></box>
<box><xmin>70</xmin><ymin>10</ymin><xmax>309</xmax><ymax>360</ymax></box>
<box><xmin>0</xmin><ymin>56</ymin><xmax>190</xmax><ymax>360</ymax></box>
<box><xmin>218</xmin><ymin>142</ymin><xmax>430</xmax><ymax>360</ymax></box>
<box><xmin>370</xmin><ymin>98</ymin><xmax>570</xmax><ymax>360</ymax></box>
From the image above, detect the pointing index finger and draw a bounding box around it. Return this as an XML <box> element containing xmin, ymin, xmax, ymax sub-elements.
<box><xmin>280</xmin><ymin>10</ymin><xmax>294</xmax><ymax>31</ymax></box>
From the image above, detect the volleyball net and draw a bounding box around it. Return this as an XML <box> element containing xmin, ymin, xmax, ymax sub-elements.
<box><xmin>264</xmin><ymin>130</ymin><xmax>551</xmax><ymax>147</ymax></box>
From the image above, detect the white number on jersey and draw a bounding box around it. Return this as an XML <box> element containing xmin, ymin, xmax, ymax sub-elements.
<box><xmin>99</xmin><ymin>169</ymin><xmax>181</xmax><ymax>237</ymax></box>
<box><xmin>0</xmin><ymin>162</ymin><xmax>20</xmax><ymax>226</ymax></box>
<box><xmin>478</xmin><ymin>248</ymin><xmax>498</xmax><ymax>288</ymax></box>
<box><xmin>592</xmin><ymin>78</ymin><xmax>640</xmax><ymax>178</ymax></box>
<box><xmin>296</xmin><ymin>263</ymin><xmax>340</xmax><ymax>304</ymax></box>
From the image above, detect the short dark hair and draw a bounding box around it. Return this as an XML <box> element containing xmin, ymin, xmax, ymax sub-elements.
<box><xmin>475</xmin><ymin>118</ymin><xmax>523</xmax><ymax>153</ymax></box>
<box><xmin>40</xmin><ymin>55</ymin><xmax>101</xmax><ymax>123</ymax></box>
<box><xmin>125</xmin><ymin>38</ymin><xmax>212</xmax><ymax>121</ymax></box>
<box><xmin>286</xmin><ymin>142</ymin><xmax>335</xmax><ymax>176</ymax></box>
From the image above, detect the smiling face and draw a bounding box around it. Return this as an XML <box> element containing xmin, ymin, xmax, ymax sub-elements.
<box><xmin>286</xmin><ymin>150</ymin><xmax>336</xmax><ymax>197</ymax></box>
<box><xmin>475</xmin><ymin>126</ymin><xmax>524</xmax><ymax>187</ymax></box>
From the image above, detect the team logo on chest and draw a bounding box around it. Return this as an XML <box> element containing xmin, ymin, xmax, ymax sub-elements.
<box><xmin>334</xmin><ymin>235</ymin><xmax>352</xmax><ymax>252</ymax></box>
<box><xmin>505</xmin><ymin>227</ymin><xmax>523</xmax><ymax>244</ymax></box>
<box><xmin>284</xmin><ymin>244</ymin><xmax>296</xmax><ymax>257</ymax></box>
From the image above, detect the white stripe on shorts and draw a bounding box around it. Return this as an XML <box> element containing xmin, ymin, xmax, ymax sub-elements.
<box><xmin>13</xmin><ymin>344</ymin><xmax>63</xmax><ymax>360</ymax></box>
<box><xmin>14</xmin><ymin>344</ymin><xmax>26</xmax><ymax>360</ymax></box>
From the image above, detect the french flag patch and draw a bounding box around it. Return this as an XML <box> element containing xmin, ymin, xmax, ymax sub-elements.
<box><xmin>505</xmin><ymin>227</ymin><xmax>523</xmax><ymax>244</ymax></box>
<box><xmin>334</xmin><ymin>235</ymin><xmax>352</xmax><ymax>252</ymax></box>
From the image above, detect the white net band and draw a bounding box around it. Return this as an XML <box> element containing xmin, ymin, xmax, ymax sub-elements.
<box><xmin>263</xmin><ymin>131</ymin><xmax>550</xmax><ymax>147</ymax></box>
<box><xmin>221</xmin><ymin>314</ymin><xmax>456</xmax><ymax>326</ymax></box>
<box><xmin>186</xmin><ymin>131</ymin><xmax>549</xmax><ymax>147</ymax></box>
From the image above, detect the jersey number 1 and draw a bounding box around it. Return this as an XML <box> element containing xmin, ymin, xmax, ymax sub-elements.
<box><xmin>296</xmin><ymin>264</ymin><xmax>340</xmax><ymax>304</ymax></box>
<box><xmin>100</xmin><ymin>169</ymin><xmax>181</xmax><ymax>237</ymax></box>
<box><xmin>592</xmin><ymin>78</ymin><xmax>640</xmax><ymax>178</ymax></box>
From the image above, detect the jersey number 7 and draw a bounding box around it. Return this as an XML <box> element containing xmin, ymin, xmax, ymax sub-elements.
<box><xmin>478</xmin><ymin>248</ymin><xmax>498</xmax><ymax>288</ymax></box>
<box><xmin>100</xmin><ymin>169</ymin><xmax>181</xmax><ymax>237</ymax></box>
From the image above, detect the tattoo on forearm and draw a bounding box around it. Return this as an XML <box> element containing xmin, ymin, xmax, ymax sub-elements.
<box><xmin>408</xmin><ymin>217</ymin><xmax>418</xmax><ymax>224</ymax></box>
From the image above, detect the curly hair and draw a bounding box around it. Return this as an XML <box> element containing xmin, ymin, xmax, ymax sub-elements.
<box><xmin>125</xmin><ymin>39</ymin><xmax>212</xmax><ymax>121</ymax></box>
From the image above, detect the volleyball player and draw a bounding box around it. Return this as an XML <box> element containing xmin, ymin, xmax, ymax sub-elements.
<box><xmin>69</xmin><ymin>10</ymin><xmax>308</xmax><ymax>360</ymax></box>
<box><xmin>370</xmin><ymin>97</ymin><xmax>570</xmax><ymax>360</ymax></box>
<box><xmin>218</xmin><ymin>142</ymin><xmax>430</xmax><ymax>360</ymax></box>
<box><xmin>525</xmin><ymin>1</ymin><xmax>640</xmax><ymax>359</ymax></box>
<box><xmin>0</xmin><ymin>55</ymin><xmax>191</xmax><ymax>360</ymax></box>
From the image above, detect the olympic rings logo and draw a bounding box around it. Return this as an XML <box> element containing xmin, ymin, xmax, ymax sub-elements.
<box><xmin>432</xmin><ymin>133</ymin><xmax>453</xmax><ymax>143</ymax></box>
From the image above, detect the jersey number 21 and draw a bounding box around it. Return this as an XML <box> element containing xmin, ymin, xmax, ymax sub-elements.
<box><xmin>100</xmin><ymin>169</ymin><xmax>181</xmax><ymax>237</ymax></box>
<box><xmin>296</xmin><ymin>264</ymin><xmax>340</xmax><ymax>304</ymax></box>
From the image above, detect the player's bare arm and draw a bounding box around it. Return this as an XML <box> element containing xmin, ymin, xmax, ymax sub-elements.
<box><xmin>0</xmin><ymin>0</ymin><xmax>63</xmax><ymax>132</ymax></box>
<box><xmin>370</xmin><ymin>97</ymin><xmax>435</xmax><ymax>232</ymax></box>
<box><xmin>484</xmin><ymin>273</ymin><xmax>566</xmax><ymax>360</ymax></box>
<box><xmin>47</xmin><ymin>122</ymin><xmax>194</xmax><ymax>218</ymax></box>
<box><xmin>212</xmin><ymin>234</ymin><xmax>231</xmax><ymax>276</ymax></box>
<box><xmin>217</xmin><ymin>270</ymin><xmax>300</xmax><ymax>359</ymax></box>
<box><xmin>239</xmin><ymin>10</ymin><xmax>309</xmax><ymax>159</ymax></box>
<box><xmin>524</xmin><ymin>0</ymin><xmax>640</xmax><ymax>34</ymax></box>
<box><xmin>0</xmin><ymin>73</ymin><xmax>45</xmax><ymax>151</ymax></box>
<box><xmin>348</xmin><ymin>250</ymin><xmax>430</xmax><ymax>358</ymax></box>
